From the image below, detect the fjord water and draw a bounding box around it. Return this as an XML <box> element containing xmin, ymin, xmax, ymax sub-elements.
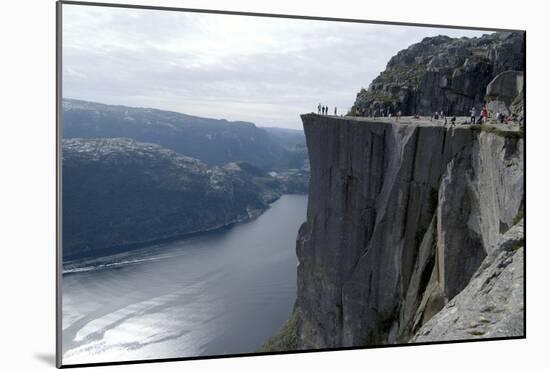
<box><xmin>62</xmin><ymin>195</ymin><xmax>307</xmax><ymax>365</ymax></box>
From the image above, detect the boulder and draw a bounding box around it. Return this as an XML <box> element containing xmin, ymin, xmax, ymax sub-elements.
<box><xmin>485</xmin><ymin>70</ymin><xmax>524</xmax><ymax>117</ymax></box>
<box><xmin>411</xmin><ymin>220</ymin><xmax>524</xmax><ymax>342</ymax></box>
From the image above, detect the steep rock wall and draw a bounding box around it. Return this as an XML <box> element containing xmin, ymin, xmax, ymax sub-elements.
<box><xmin>412</xmin><ymin>220</ymin><xmax>524</xmax><ymax>342</ymax></box>
<box><xmin>351</xmin><ymin>32</ymin><xmax>525</xmax><ymax>116</ymax></box>
<box><xmin>288</xmin><ymin>114</ymin><xmax>523</xmax><ymax>348</ymax></box>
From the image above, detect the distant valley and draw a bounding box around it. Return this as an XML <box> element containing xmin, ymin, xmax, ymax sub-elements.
<box><xmin>63</xmin><ymin>99</ymin><xmax>308</xmax><ymax>171</ymax></box>
<box><xmin>62</xmin><ymin>100</ymin><xmax>309</xmax><ymax>260</ymax></box>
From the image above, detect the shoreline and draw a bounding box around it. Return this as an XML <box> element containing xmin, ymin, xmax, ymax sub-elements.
<box><xmin>62</xmin><ymin>193</ymin><xmax>306</xmax><ymax>269</ymax></box>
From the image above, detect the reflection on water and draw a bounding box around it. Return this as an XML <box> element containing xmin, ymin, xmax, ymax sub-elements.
<box><xmin>62</xmin><ymin>195</ymin><xmax>307</xmax><ymax>365</ymax></box>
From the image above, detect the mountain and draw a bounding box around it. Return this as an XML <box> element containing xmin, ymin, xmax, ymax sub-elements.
<box><xmin>62</xmin><ymin>99</ymin><xmax>307</xmax><ymax>170</ymax></box>
<box><xmin>262</xmin><ymin>114</ymin><xmax>523</xmax><ymax>351</ymax></box>
<box><xmin>262</xmin><ymin>127</ymin><xmax>309</xmax><ymax>170</ymax></box>
<box><xmin>351</xmin><ymin>31</ymin><xmax>525</xmax><ymax>116</ymax></box>
<box><xmin>62</xmin><ymin>138</ymin><xmax>305</xmax><ymax>260</ymax></box>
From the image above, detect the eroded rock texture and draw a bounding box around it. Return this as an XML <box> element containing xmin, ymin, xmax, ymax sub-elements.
<box><xmin>278</xmin><ymin>115</ymin><xmax>523</xmax><ymax>349</ymax></box>
<box><xmin>412</xmin><ymin>220</ymin><xmax>524</xmax><ymax>342</ymax></box>
<box><xmin>351</xmin><ymin>32</ymin><xmax>525</xmax><ymax>116</ymax></box>
<box><xmin>485</xmin><ymin>70</ymin><xmax>525</xmax><ymax>118</ymax></box>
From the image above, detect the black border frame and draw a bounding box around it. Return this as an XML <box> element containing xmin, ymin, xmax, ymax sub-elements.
<box><xmin>56</xmin><ymin>1</ymin><xmax>527</xmax><ymax>368</ymax></box>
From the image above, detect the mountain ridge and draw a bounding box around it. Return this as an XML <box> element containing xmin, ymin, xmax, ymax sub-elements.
<box><xmin>62</xmin><ymin>98</ymin><xmax>308</xmax><ymax>171</ymax></box>
<box><xmin>351</xmin><ymin>31</ymin><xmax>525</xmax><ymax>116</ymax></box>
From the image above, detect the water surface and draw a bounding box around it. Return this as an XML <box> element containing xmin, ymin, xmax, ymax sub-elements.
<box><xmin>62</xmin><ymin>195</ymin><xmax>307</xmax><ymax>365</ymax></box>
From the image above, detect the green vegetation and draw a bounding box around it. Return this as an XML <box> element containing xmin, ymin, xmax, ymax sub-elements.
<box><xmin>382</xmin><ymin>64</ymin><xmax>425</xmax><ymax>88</ymax></box>
<box><xmin>258</xmin><ymin>310</ymin><xmax>299</xmax><ymax>352</ymax></box>
<box><xmin>512</xmin><ymin>208</ymin><xmax>524</xmax><ymax>226</ymax></box>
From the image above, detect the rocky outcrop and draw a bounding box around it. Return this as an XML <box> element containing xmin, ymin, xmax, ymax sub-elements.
<box><xmin>352</xmin><ymin>32</ymin><xmax>525</xmax><ymax>116</ymax></box>
<box><xmin>266</xmin><ymin>114</ymin><xmax>523</xmax><ymax>350</ymax></box>
<box><xmin>62</xmin><ymin>138</ymin><xmax>307</xmax><ymax>260</ymax></box>
<box><xmin>485</xmin><ymin>71</ymin><xmax>524</xmax><ymax>118</ymax></box>
<box><xmin>412</xmin><ymin>220</ymin><xmax>524</xmax><ymax>342</ymax></box>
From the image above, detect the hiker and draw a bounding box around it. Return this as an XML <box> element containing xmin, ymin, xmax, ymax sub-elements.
<box><xmin>334</xmin><ymin>107</ymin><xmax>337</xmax><ymax>115</ymax></box>
<box><xmin>482</xmin><ymin>105</ymin><xmax>489</xmax><ymax>123</ymax></box>
<box><xmin>451</xmin><ymin>116</ymin><xmax>456</xmax><ymax>125</ymax></box>
<box><xmin>317</xmin><ymin>103</ymin><xmax>321</xmax><ymax>114</ymax></box>
<box><xmin>470</xmin><ymin>107</ymin><xmax>476</xmax><ymax>124</ymax></box>
<box><xmin>476</xmin><ymin>112</ymin><xmax>483</xmax><ymax>125</ymax></box>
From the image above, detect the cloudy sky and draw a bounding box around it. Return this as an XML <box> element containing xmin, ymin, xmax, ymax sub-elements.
<box><xmin>63</xmin><ymin>4</ymin><xmax>489</xmax><ymax>129</ymax></box>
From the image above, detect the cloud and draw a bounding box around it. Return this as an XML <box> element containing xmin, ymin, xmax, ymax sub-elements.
<box><xmin>62</xmin><ymin>4</ymin><xmax>489</xmax><ymax>129</ymax></box>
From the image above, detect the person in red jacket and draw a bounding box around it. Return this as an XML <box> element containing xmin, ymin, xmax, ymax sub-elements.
<box><xmin>482</xmin><ymin>105</ymin><xmax>489</xmax><ymax>123</ymax></box>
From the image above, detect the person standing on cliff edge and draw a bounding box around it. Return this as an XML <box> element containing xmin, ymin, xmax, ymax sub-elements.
<box><xmin>317</xmin><ymin>103</ymin><xmax>321</xmax><ymax>114</ymax></box>
<box><xmin>334</xmin><ymin>107</ymin><xmax>337</xmax><ymax>115</ymax></box>
<box><xmin>470</xmin><ymin>107</ymin><xmax>476</xmax><ymax>124</ymax></box>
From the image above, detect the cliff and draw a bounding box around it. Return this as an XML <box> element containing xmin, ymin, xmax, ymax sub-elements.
<box><xmin>351</xmin><ymin>32</ymin><xmax>525</xmax><ymax>116</ymax></box>
<box><xmin>264</xmin><ymin>114</ymin><xmax>523</xmax><ymax>350</ymax></box>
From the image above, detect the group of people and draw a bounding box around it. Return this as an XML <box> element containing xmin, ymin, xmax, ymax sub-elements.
<box><xmin>442</xmin><ymin>105</ymin><xmax>521</xmax><ymax>126</ymax></box>
<box><xmin>352</xmin><ymin>106</ymin><xmax>402</xmax><ymax>119</ymax></box>
<box><xmin>469</xmin><ymin>106</ymin><xmax>489</xmax><ymax>124</ymax></box>
<box><xmin>469</xmin><ymin>106</ymin><xmax>520</xmax><ymax>125</ymax></box>
<box><xmin>321</xmin><ymin>102</ymin><xmax>521</xmax><ymax>127</ymax></box>
<box><xmin>317</xmin><ymin>104</ymin><xmax>337</xmax><ymax>116</ymax></box>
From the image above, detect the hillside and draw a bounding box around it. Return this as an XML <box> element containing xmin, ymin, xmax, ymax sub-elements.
<box><xmin>352</xmin><ymin>31</ymin><xmax>524</xmax><ymax>116</ymax></box>
<box><xmin>62</xmin><ymin>138</ymin><xmax>306</xmax><ymax>260</ymax></box>
<box><xmin>62</xmin><ymin>99</ymin><xmax>308</xmax><ymax>171</ymax></box>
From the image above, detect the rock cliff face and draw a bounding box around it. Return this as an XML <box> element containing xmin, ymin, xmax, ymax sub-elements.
<box><xmin>352</xmin><ymin>32</ymin><xmax>525</xmax><ymax>116</ymax></box>
<box><xmin>269</xmin><ymin>114</ymin><xmax>523</xmax><ymax>350</ymax></box>
<box><xmin>485</xmin><ymin>70</ymin><xmax>525</xmax><ymax>118</ymax></box>
<box><xmin>412</xmin><ymin>220</ymin><xmax>524</xmax><ymax>342</ymax></box>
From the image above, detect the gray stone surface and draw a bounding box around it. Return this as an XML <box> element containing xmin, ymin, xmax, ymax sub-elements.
<box><xmin>277</xmin><ymin>115</ymin><xmax>523</xmax><ymax>349</ymax></box>
<box><xmin>352</xmin><ymin>32</ymin><xmax>524</xmax><ymax>116</ymax></box>
<box><xmin>486</xmin><ymin>70</ymin><xmax>524</xmax><ymax>117</ymax></box>
<box><xmin>486</xmin><ymin>70</ymin><xmax>524</xmax><ymax>105</ymax></box>
<box><xmin>412</xmin><ymin>220</ymin><xmax>524</xmax><ymax>342</ymax></box>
